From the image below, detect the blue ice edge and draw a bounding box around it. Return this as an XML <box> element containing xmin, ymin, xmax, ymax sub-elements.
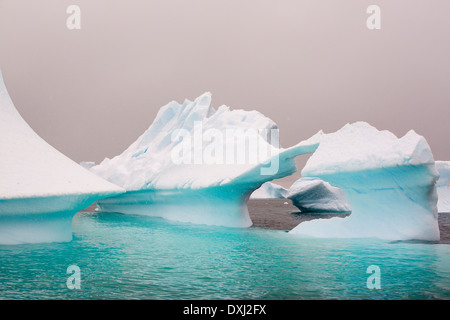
<box><xmin>0</xmin><ymin>191</ymin><xmax>122</xmax><ymax>245</ymax></box>
<box><xmin>96</xmin><ymin>142</ymin><xmax>320</xmax><ymax>228</ymax></box>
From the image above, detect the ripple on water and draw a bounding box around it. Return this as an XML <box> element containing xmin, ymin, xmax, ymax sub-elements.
<box><xmin>0</xmin><ymin>208</ymin><xmax>449</xmax><ymax>299</ymax></box>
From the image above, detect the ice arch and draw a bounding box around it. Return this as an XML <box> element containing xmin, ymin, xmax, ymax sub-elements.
<box><xmin>90</xmin><ymin>93</ymin><xmax>321</xmax><ymax>227</ymax></box>
<box><xmin>290</xmin><ymin>122</ymin><xmax>440</xmax><ymax>241</ymax></box>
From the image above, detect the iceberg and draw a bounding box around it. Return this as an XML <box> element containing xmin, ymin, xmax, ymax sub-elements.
<box><xmin>90</xmin><ymin>93</ymin><xmax>320</xmax><ymax>227</ymax></box>
<box><xmin>80</xmin><ymin>161</ymin><xmax>96</xmax><ymax>170</ymax></box>
<box><xmin>290</xmin><ymin>122</ymin><xmax>440</xmax><ymax>241</ymax></box>
<box><xmin>0</xmin><ymin>71</ymin><xmax>124</xmax><ymax>244</ymax></box>
<box><xmin>250</xmin><ymin>182</ymin><xmax>288</xmax><ymax>199</ymax></box>
<box><xmin>287</xmin><ymin>177</ymin><xmax>351</xmax><ymax>213</ymax></box>
<box><xmin>436</xmin><ymin>161</ymin><xmax>450</xmax><ymax>213</ymax></box>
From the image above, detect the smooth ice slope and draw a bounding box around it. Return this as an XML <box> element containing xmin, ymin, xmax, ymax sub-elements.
<box><xmin>436</xmin><ymin>161</ymin><xmax>450</xmax><ymax>213</ymax></box>
<box><xmin>290</xmin><ymin>122</ymin><xmax>440</xmax><ymax>241</ymax></box>
<box><xmin>287</xmin><ymin>177</ymin><xmax>351</xmax><ymax>213</ymax></box>
<box><xmin>91</xmin><ymin>93</ymin><xmax>320</xmax><ymax>227</ymax></box>
<box><xmin>0</xmin><ymin>71</ymin><xmax>124</xmax><ymax>244</ymax></box>
<box><xmin>250</xmin><ymin>182</ymin><xmax>288</xmax><ymax>199</ymax></box>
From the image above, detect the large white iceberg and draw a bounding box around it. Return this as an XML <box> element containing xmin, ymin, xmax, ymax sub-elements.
<box><xmin>436</xmin><ymin>161</ymin><xmax>450</xmax><ymax>213</ymax></box>
<box><xmin>290</xmin><ymin>122</ymin><xmax>440</xmax><ymax>241</ymax></box>
<box><xmin>90</xmin><ymin>93</ymin><xmax>320</xmax><ymax>227</ymax></box>
<box><xmin>250</xmin><ymin>182</ymin><xmax>288</xmax><ymax>199</ymax></box>
<box><xmin>0</xmin><ymin>71</ymin><xmax>124</xmax><ymax>244</ymax></box>
<box><xmin>287</xmin><ymin>177</ymin><xmax>351</xmax><ymax>213</ymax></box>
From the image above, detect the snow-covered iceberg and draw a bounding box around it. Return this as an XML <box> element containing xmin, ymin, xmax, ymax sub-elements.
<box><xmin>290</xmin><ymin>122</ymin><xmax>440</xmax><ymax>241</ymax></box>
<box><xmin>90</xmin><ymin>93</ymin><xmax>320</xmax><ymax>227</ymax></box>
<box><xmin>287</xmin><ymin>177</ymin><xmax>351</xmax><ymax>213</ymax></box>
<box><xmin>436</xmin><ymin>161</ymin><xmax>450</xmax><ymax>213</ymax></box>
<box><xmin>250</xmin><ymin>182</ymin><xmax>288</xmax><ymax>199</ymax></box>
<box><xmin>0</xmin><ymin>71</ymin><xmax>124</xmax><ymax>244</ymax></box>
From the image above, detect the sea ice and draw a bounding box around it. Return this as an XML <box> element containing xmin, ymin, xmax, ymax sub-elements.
<box><xmin>250</xmin><ymin>182</ymin><xmax>288</xmax><ymax>199</ymax></box>
<box><xmin>290</xmin><ymin>122</ymin><xmax>440</xmax><ymax>241</ymax></box>
<box><xmin>436</xmin><ymin>161</ymin><xmax>450</xmax><ymax>213</ymax></box>
<box><xmin>287</xmin><ymin>177</ymin><xmax>351</xmax><ymax>213</ymax></box>
<box><xmin>0</xmin><ymin>71</ymin><xmax>124</xmax><ymax>244</ymax></box>
<box><xmin>90</xmin><ymin>92</ymin><xmax>320</xmax><ymax>227</ymax></box>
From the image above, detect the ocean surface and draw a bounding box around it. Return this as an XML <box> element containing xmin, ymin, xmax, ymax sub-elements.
<box><xmin>1</xmin><ymin>199</ymin><xmax>449</xmax><ymax>300</ymax></box>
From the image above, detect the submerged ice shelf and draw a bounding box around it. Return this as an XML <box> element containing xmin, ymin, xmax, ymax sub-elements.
<box><xmin>90</xmin><ymin>93</ymin><xmax>320</xmax><ymax>227</ymax></box>
<box><xmin>290</xmin><ymin>122</ymin><xmax>440</xmax><ymax>241</ymax></box>
<box><xmin>0</xmin><ymin>71</ymin><xmax>124</xmax><ymax>244</ymax></box>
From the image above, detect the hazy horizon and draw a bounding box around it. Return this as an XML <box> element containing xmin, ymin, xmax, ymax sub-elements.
<box><xmin>1</xmin><ymin>0</ymin><xmax>449</xmax><ymax>187</ymax></box>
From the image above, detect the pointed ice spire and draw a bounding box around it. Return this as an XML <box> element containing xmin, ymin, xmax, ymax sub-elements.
<box><xmin>0</xmin><ymin>70</ymin><xmax>124</xmax><ymax>244</ymax></box>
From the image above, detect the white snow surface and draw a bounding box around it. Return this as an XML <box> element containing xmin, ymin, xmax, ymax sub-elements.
<box><xmin>0</xmin><ymin>72</ymin><xmax>124</xmax><ymax>200</ymax></box>
<box><xmin>90</xmin><ymin>92</ymin><xmax>320</xmax><ymax>191</ymax></box>
<box><xmin>290</xmin><ymin>122</ymin><xmax>440</xmax><ymax>241</ymax></box>
<box><xmin>302</xmin><ymin>122</ymin><xmax>435</xmax><ymax>176</ymax></box>
<box><xmin>287</xmin><ymin>177</ymin><xmax>351</xmax><ymax>213</ymax></box>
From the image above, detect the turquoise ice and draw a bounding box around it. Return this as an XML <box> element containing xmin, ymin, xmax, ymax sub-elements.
<box><xmin>290</xmin><ymin>122</ymin><xmax>440</xmax><ymax>241</ymax></box>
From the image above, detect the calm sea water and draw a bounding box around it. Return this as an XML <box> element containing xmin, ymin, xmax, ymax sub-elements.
<box><xmin>1</xmin><ymin>200</ymin><xmax>449</xmax><ymax>300</ymax></box>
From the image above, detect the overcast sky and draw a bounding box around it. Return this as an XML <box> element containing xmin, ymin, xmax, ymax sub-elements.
<box><xmin>0</xmin><ymin>0</ymin><xmax>449</xmax><ymax>186</ymax></box>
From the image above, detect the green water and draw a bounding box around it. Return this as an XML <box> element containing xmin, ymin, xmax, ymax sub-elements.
<box><xmin>1</xmin><ymin>211</ymin><xmax>449</xmax><ymax>299</ymax></box>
